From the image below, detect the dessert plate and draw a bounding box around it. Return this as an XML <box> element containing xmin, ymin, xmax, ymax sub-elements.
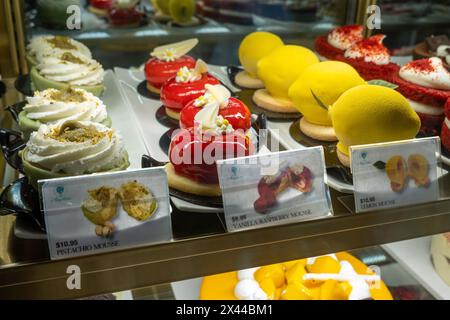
<box><xmin>0</xmin><ymin>177</ymin><xmax>45</xmax><ymax>231</ymax></box>
<box><xmin>156</xmin><ymin>105</ymin><xmax>180</xmax><ymax>128</ymax></box>
<box><xmin>0</xmin><ymin>128</ymin><xmax>26</xmax><ymax>173</ymax></box>
<box><xmin>227</xmin><ymin>66</ymin><xmax>301</xmax><ymax>121</ymax></box>
<box><xmin>6</xmin><ymin>101</ymin><xmax>26</xmax><ymax>124</ymax></box>
<box><xmin>289</xmin><ymin>119</ymin><xmax>353</xmax><ymax>185</ymax></box>
<box><xmin>137</xmin><ymin>80</ymin><xmax>161</xmax><ymax>100</ymax></box>
<box><xmin>14</xmin><ymin>74</ymin><xmax>34</xmax><ymax>96</ymax></box>
<box><xmin>141</xmin><ymin>155</ymin><xmax>223</xmax><ymax>208</ymax></box>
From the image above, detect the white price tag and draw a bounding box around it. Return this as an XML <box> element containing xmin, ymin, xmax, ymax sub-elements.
<box><xmin>351</xmin><ymin>137</ymin><xmax>441</xmax><ymax>213</ymax></box>
<box><xmin>39</xmin><ymin>168</ymin><xmax>172</xmax><ymax>260</ymax></box>
<box><xmin>217</xmin><ymin>147</ymin><xmax>332</xmax><ymax>232</ymax></box>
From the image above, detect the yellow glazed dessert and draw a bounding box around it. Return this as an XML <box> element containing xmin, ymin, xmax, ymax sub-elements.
<box><xmin>330</xmin><ymin>85</ymin><xmax>421</xmax><ymax>167</ymax></box>
<box><xmin>200</xmin><ymin>252</ymin><xmax>393</xmax><ymax>300</ymax></box>
<box><xmin>236</xmin><ymin>32</ymin><xmax>284</xmax><ymax>89</ymax></box>
<box><xmin>255</xmin><ymin>45</ymin><xmax>319</xmax><ymax>113</ymax></box>
<box><xmin>289</xmin><ymin>61</ymin><xmax>365</xmax><ymax>141</ymax></box>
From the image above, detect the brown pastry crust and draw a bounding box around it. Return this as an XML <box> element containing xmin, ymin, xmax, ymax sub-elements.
<box><xmin>147</xmin><ymin>82</ymin><xmax>161</xmax><ymax>94</ymax></box>
<box><xmin>299</xmin><ymin>117</ymin><xmax>337</xmax><ymax>142</ymax></box>
<box><xmin>165</xmin><ymin>107</ymin><xmax>181</xmax><ymax>120</ymax></box>
<box><xmin>252</xmin><ymin>89</ymin><xmax>298</xmax><ymax>113</ymax></box>
<box><xmin>337</xmin><ymin>148</ymin><xmax>351</xmax><ymax>168</ymax></box>
<box><xmin>165</xmin><ymin>163</ymin><xmax>221</xmax><ymax>197</ymax></box>
<box><xmin>235</xmin><ymin>70</ymin><xmax>265</xmax><ymax>89</ymax></box>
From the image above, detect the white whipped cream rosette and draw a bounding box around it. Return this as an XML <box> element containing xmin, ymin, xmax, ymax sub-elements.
<box><xmin>399</xmin><ymin>57</ymin><xmax>450</xmax><ymax>90</ymax></box>
<box><xmin>344</xmin><ymin>35</ymin><xmax>390</xmax><ymax>65</ymax></box>
<box><xmin>25</xmin><ymin>120</ymin><xmax>126</xmax><ymax>175</ymax></box>
<box><xmin>37</xmin><ymin>52</ymin><xmax>104</xmax><ymax>86</ymax></box>
<box><xmin>27</xmin><ymin>35</ymin><xmax>91</xmax><ymax>63</ymax></box>
<box><xmin>24</xmin><ymin>88</ymin><xmax>107</xmax><ymax>124</ymax></box>
<box><xmin>150</xmin><ymin>38</ymin><xmax>199</xmax><ymax>62</ymax></box>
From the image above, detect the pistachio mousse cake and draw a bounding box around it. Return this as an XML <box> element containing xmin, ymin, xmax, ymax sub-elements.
<box><xmin>26</xmin><ymin>35</ymin><xmax>92</xmax><ymax>67</ymax></box>
<box><xmin>21</xmin><ymin>120</ymin><xmax>129</xmax><ymax>188</ymax></box>
<box><xmin>19</xmin><ymin>87</ymin><xmax>111</xmax><ymax>139</ymax></box>
<box><xmin>31</xmin><ymin>52</ymin><xmax>105</xmax><ymax>96</ymax></box>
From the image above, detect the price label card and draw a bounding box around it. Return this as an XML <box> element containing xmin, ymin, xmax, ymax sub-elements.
<box><xmin>217</xmin><ymin>147</ymin><xmax>332</xmax><ymax>232</ymax></box>
<box><xmin>351</xmin><ymin>137</ymin><xmax>441</xmax><ymax>213</ymax></box>
<box><xmin>40</xmin><ymin>168</ymin><xmax>172</xmax><ymax>260</ymax></box>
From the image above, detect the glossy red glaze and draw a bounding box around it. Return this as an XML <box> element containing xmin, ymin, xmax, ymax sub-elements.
<box><xmin>161</xmin><ymin>73</ymin><xmax>220</xmax><ymax>111</ymax></box>
<box><xmin>179</xmin><ymin>97</ymin><xmax>251</xmax><ymax>131</ymax></box>
<box><xmin>144</xmin><ymin>56</ymin><xmax>196</xmax><ymax>90</ymax></box>
<box><xmin>90</xmin><ymin>0</ymin><xmax>111</xmax><ymax>9</ymax></box>
<box><xmin>169</xmin><ymin>127</ymin><xmax>254</xmax><ymax>184</ymax></box>
<box><xmin>108</xmin><ymin>7</ymin><xmax>143</xmax><ymax>26</ymax></box>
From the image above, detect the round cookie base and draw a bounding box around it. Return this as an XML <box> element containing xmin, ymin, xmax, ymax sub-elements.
<box><xmin>252</xmin><ymin>89</ymin><xmax>298</xmax><ymax>113</ymax></box>
<box><xmin>235</xmin><ymin>71</ymin><xmax>264</xmax><ymax>89</ymax></box>
<box><xmin>165</xmin><ymin>107</ymin><xmax>181</xmax><ymax>120</ymax></box>
<box><xmin>299</xmin><ymin>117</ymin><xmax>337</xmax><ymax>142</ymax></box>
<box><xmin>147</xmin><ymin>82</ymin><xmax>161</xmax><ymax>95</ymax></box>
<box><xmin>337</xmin><ymin>148</ymin><xmax>351</xmax><ymax>168</ymax></box>
<box><xmin>165</xmin><ymin>163</ymin><xmax>221</xmax><ymax>197</ymax></box>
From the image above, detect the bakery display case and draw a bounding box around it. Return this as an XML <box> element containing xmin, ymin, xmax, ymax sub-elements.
<box><xmin>0</xmin><ymin>0</ymin><xmax>449</xmax><ymax>300</ymax></box>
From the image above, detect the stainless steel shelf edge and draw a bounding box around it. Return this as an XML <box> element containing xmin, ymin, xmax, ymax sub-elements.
<box><xmin>1</xmin><ymin>197</ymin><xmax>450</xmax><ymax>299</ymax></box>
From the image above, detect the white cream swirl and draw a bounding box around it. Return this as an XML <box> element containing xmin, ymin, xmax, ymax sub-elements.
<box><xmin>37</xmin><ymin>52</ymin><xmax>104</xmax><ymax>86</ymax></box>
<box><xmin>27</xmin><ymin>35</ymin><xmax>91</xmax><ymax>63</ymax></box>
<box><xmin>25</xmin><ymin>121</ymin><xmax>126</xmax><ymax>175</ymax></box>
<box><xmin>437</xmin><ymin>45</ymin><xmax>450</xmax><ymax>65</ymax></box>
<box><xmin>399</xmin><ymin>57</ymin><xmax>450</xmax><ymax>90</ymax></box>
<box><xmin>175</xmin><ymin>59</ymin><xmax>208</xmax><ymax>83</ymax></box>
<box><xmin>327</xmin><ymin>25</ymin><xmax>363</xmax><ymax>50</ymax></box>
<box><xmin>24</xmin><ymin>88</ymin><xmax>107</xmax><ymax>124</ymax></box>
<box><xmin>344</xmin><ymin>35</ymin><xmax>390</xmax><ymax>65</ymax></box>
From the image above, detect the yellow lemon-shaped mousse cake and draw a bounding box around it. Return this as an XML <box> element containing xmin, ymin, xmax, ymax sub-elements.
<box><xmin>289</xmin><ymin>61</ymin><xmax>365</xmax><ymax>141</ymax></box>
<box><xmin>330</xmin><ymin>85</ymin><xmax>421</xmax><ymax>167</ymax></box>
<box><xmin>236</xmin><ymin>32</ymin><xmax>284</xmax><ymax>89</ymax></box>
<box><xmin>254</xmin><ymin>45</ymin><xmax>319</xmax><ymax>113</ymax></box>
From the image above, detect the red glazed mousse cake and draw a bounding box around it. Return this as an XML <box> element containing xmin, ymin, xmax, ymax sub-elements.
<box><xmin>160</xmin><ymin>59</ymin><xmax>220</xmax><ymax>120</ymax></box>
<box><xmin>441</xmin><ymin>98</ymin><xmax>450</xmax><ymax>153</ymax></box>
<box><xmin>88</xmin><ymin>0</ymin><xmax>112</xmax><ymax>16</ymax></box>
<box><xmin>314</xmin><ymin>25</ymin><xmax>363</xmax><ymax>61</ymax></box>
<box><xmin>180</xmin><ymin>84</ymin><xmax>251</xmax><ymax>131</ymax></box>
<box><xmin>392</xmin><ymin>57</ymin><xmax>450</xmax><ymax>136</ymax></box>
<box><xmin>167</xmin><ymin>85</ymin><xmax>254</xmax><ymax>196</ymax></box>
<box><xmin>108</xmin><ymin>0</ymin><xmax>143</xmax><ymax>27</ymax></box>
<box><xmin>337</xmin><ymin>34</ymin><xmax>399</xmax><ymax>81</ymax></box>
<box><xmin>144</xmin><ymin>39</ymin><xmax>198</xmax><ymax>94</ymax></box>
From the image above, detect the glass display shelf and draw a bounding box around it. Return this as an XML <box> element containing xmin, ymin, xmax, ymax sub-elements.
<box><xmin>1</xmin><ymin>187</ymin><xmax>450</xmax><ymax>299</ymax></box>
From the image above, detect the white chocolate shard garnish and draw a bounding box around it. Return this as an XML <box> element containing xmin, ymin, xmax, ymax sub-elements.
<box><xmin>193</xmin><ymin>84</ymin><xmax>233</xmax><ymax>134</ymax></box>
<box><xmin>151</xmin><ymin>38</ymin><xmax>199</xmax><ymax>62</ymax></box>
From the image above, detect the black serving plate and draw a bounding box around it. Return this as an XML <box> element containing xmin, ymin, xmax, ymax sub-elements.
<box><xmin>156</xmin><ymin>105</ymin><xmax>180</xmax><ymax>128</ymax></box>
<box><xmin>14</xmin><ymin>74</ymin><xmax>33</xmax><ymax>96</ymax></box>
<box><xmin>227</xmin><ymin>66</ymin><xmax>301</xmax><ymax>121</ymax></box>
<box><xmin>289</xmin><ymin>118</ymin><xmax>353</xmax><ymax>185</ymax></box>
<box><xmin>0</xmin><ymin>128</ymin><xmax>26</xmax><ymax>174</ymax></box>
<box><xmin>0</xmin><ymin>177</ymin><xmax>45</xmax><ymax>231</ymax></box>
<box><xmin>141</xmin><ymin>155</ymin><xmax>223</xmax><ymax>208</ymax></box>
<box><xmin>137</xmin><ymin>80</ymin><xmax>161</xmax><ymax>100</ymax></box>
<box><xmin>6</xmin><ymin>101</ymin><xmax>26</xmax><ymax>124</ymax></box>
<box><xmin>0</xmin><ymin>80</ymin><xmax>6</xmax><ymax>98</ymax></box>
<box><xmin>159</xmin><ymin>113</ymin><xmax>267</xmax><ymax>156</ymax></box>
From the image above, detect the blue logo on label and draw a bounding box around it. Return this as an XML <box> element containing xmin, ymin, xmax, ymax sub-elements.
<box><xmin>230</xmin><ymin>166</ymin><xmax>239</xmax><ymax>180</ymax></box>
<box><xmin>56</xmin><ymin>186</ymin><xmax>64</xmax><ymax>195</ymax></box>
<box><xmin>361</xmin><ymin>152</ymin><xmax>367</xmax><ymax>160</ymax></box>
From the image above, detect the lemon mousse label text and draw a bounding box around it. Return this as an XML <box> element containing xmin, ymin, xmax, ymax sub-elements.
<box><xmin>40</xmin><ymin>168</ymin><xmax>172</xmax><ymax>260</ymax></box>
<box><xmin>350</xmin><ymin>137</ymin><xmax>441</xmax><ymax>213</ymax></box>
<box><xmin>217</xmin><ymin>148</ymin><xmax>332</xmax><ymax>232</ymax></box>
